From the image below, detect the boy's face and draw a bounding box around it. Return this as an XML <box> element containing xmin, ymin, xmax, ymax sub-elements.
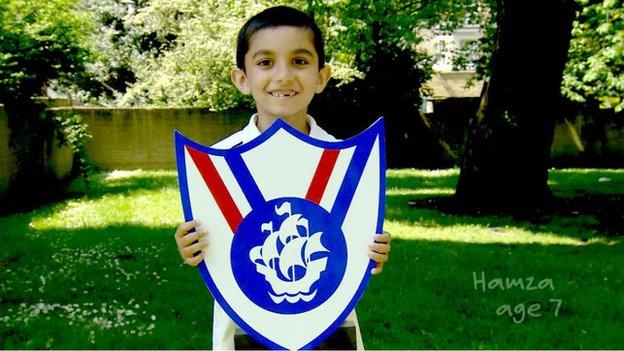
<box><xmin>231</xmin><ymin>26</ymin><xmax>331</xmax><ymax>123</ymax></box>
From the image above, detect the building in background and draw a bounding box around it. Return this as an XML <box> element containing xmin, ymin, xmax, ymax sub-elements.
<box><xmin>419</xmin><ymin>24</ymin><xmax>485</xmax><ymax>113</ymax></box>
<box><xmin>414</xmin><ymin>25</ymin><xmax>485</xmax><ymax>164</ymax></box>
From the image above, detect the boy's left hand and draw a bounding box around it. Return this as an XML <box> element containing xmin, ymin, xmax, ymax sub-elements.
<box><xmin>368</xmin><ymin>231</ymin><xmax>392</xmax><ymax>275</ymax></box>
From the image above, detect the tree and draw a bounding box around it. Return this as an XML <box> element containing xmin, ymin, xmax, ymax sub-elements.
<box><xmin>0</xmin><ymin>0</ymin><xmax>91</xmax><ymax>101</ymax></box>
<box><xmin>563</xmin><ymin>0</ymin><xmax>624</xmax><ymax>113</ymax></box>
<box><xmin>560</xmin><ymin>0</ymin><xmax>623</xmax><ymax>162</ymax></box>
<box><xmin>50</xmin><ymin>0</ymin><xmax>178</xmax><ymax>105</ymax></box>
<box><xmin>69</xmin><ymin>0</ymin><xmax>487</xmax><ymax>113</ymax></box>
<box><xmin>0</xmin><ymin>0</ymin><xmax>91</xmax><ymax>207</ymax></box>
<box><xmin>118</xmin><ymin>0</ymin><xmax>299</xmax><ymax>109</ymax></box>
<box><xmin>110</xmin><ymin>0</ymin><xmax>488</xmax><ymax>167</ymax></box>
<box><xmin>309</xmin><ymin>0</ymin><xmax>489</xmax><ymax>167</ymax></box>
<box><xmin>454</xmin><ymin>0</ymin><xmax>579</xmax><ymax>212</ymax></box>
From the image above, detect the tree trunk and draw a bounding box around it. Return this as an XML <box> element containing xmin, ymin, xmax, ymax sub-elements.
<box><xmin>455</xmin><ymin>0</ymin><xmax>578</xmax><ymax>213</ymax></box>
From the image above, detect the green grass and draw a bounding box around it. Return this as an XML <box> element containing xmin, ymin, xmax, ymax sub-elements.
<box><xmin>1</xmin><ymin>169</ymin><xmax>622</xmax><ymax>349</ymax></box>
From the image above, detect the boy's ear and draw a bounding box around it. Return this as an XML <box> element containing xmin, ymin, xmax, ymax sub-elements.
<box><xmin>315</xmin><ymin>64</ymin><xmax>332</xmax><ymax>94</ymax></box>
<box><xmin>231</xmin><ymin>67</ymin><xmax>251</xmax><ymax>95</ymax></box>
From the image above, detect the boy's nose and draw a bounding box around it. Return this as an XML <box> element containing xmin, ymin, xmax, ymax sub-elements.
<box><xmin>274</xmin><ymin>62</ymin><xmax>294</xmax><ymax>81</ymax></box>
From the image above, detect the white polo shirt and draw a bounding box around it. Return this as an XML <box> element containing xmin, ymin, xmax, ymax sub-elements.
<box><xmin>212</xmin><ymin>114</ymin><xmax>337</xmax><ymax>149</ymax></box>
<box><xmin>210</xmin><ymin>114</ymin><xmax>363</xmax><ymax>350</ymax></box>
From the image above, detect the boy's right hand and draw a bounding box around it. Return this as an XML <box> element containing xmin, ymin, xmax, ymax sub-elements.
<box><xmin>174</xmin><ymin>220</ymin><xmax>208</xmax><ymax>266</ymax></box>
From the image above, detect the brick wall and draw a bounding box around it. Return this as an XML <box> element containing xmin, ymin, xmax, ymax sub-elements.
<box><xmin>70</xmin><ymin>107</ymin><xmax>250</xmax><ymax>170</ymax></box>
<box><xmin>1</xmin><ymin>105</ymin><xmax>622</xmax><ymax>197</ymax></box>
<box><xmin>0</xmin><ymin>106</ymin><xmax>74</xmax><ymax>196</ymax></box>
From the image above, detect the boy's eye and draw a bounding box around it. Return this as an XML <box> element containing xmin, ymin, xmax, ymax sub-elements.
<box><xmin>293</xmin><ymin>57</ymin><xmax>309</xmax><ymax>66</ymax></box>
<box><xmin>257</xmin><ymin>59</ymin><xmax>273</xmax><ymax>67</ymax></box>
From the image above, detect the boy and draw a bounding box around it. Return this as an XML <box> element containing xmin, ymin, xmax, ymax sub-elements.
<box><xmin>174</xmin><ymin>6</ymin><xmax>391</xmax><ymax>350</ymax></box>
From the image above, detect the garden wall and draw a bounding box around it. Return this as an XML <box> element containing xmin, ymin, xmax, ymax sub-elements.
<box><xmin>427</xmin><ymin>98</ymin><xmax>624</xmax><ymax>167</ymax></box>
<box><xmin>69</xmin><ymin>107</ymin><xmax>250</xmax><ymax>170</ymax></box>
<box><xmin>1</xmin><ymin>105</ymin><xmax>623</xmax><ymax>198</ymax></box>
<box><xmin>0</xmin><ymin>105</ymin><xmax>74</xmax><ymax>197</ymax></box>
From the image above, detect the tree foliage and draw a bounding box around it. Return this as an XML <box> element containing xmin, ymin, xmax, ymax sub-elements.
<box><xmin>60</xmin><ymin>0</ymin><xmax>489</xmax><ymax>111</ymax></box>
<box><xmin>118</xmin><ymin>0</ymin><xmax>300</xmax><ymax>109</ymax></box>
<box><xmin>0</xmin><ymin>0</ymin><xmax>94</xmax><ymax>210</ymax></box>
<box><xmin>314</xmin><ymin>0</ymin><xmax>490</xmax><ymax>76</ymax></box>
<box><xmin>52</xmin><ymin>0</ymin><xmax>140</xmax><ymax>104</ymax></box>
<box><xmin>50</xmin><ymin>0</ymin><xmax>161</xmax><ymax>104</ymax></box>
<box><xmin>0</xmin><ymin>0</ymin><xmax>91</xmax><ymax>102</ymax></box>
<box><xmin>562</xmin><ymin>0</ymin><xmax>624</xmax><ymax>112</ymax></box>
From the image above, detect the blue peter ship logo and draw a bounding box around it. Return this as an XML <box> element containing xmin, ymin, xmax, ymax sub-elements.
<box><xmin>231</xmin><ymin>197</ymin><xmax>347</xmax><ymax>314</ymax></box>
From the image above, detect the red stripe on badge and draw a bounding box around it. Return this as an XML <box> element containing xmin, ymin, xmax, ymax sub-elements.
<box><xmin>186</xmin><ymin>146</ymin><xmax>242</xmax><ymax>233</ymax></box>
<box><xmin>306</xmin><ymin>149</ymin><xmax>340</xmax><ymax>204</ymax></box>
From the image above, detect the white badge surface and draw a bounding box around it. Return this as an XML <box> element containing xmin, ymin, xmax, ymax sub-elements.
<box><xmin>174</xmin><ymin>118</ymin><xmax>386</xmax><ymax>350</ymax></box>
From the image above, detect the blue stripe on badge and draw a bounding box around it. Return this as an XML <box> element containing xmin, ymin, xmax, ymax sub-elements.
<box><xmin>329</xmin><ymin>132</ymin><xmax>377</xmax><ymax>225</ymax></box>
<box><xmin>224</xmin><ymin>152</ymin><xmax>265</xmax><ymax>210</ymax></box>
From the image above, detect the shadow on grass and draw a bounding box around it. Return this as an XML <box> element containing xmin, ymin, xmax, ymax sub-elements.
<box><xmin>386</xmin><ymin>192</ymin><xmax>623</xmax><ymax>244</ymax></box>
<box><xmin>68</xmin><ymin>171</ymin><xmax>179</xmax><ymax>198</ymax></box>
<box><xmin>0</xmin><ymin>171</ymin><xmax>179</xmax><ymax>217</ymax></box>
<box><xmin>386</xmin><ymin>172</ymin><xmax>459</xmax><ymax>190</ymax></box>
<box><xmin>400</xmin><ymin>194</ymin><xmax>623</xmax><ymax>236</ymax></box>
<box><xmin>0</xmin><ymin>222</ymin><xmax>214</xmax><ymax>349</ymax></box>
<box><xmin>387</xmin><ymin>169</ymin><xmax>623</xmax><ymax>238</ymax></box>
<box><xmin>1</xmin><ymin>168</ymin><xmax>622</xmax><ymax>348</ymax></box>
<box><xmin>360</xmin><ymin>237</ymin><xmax>624</xmax><ymax>349</ymax></box>
<box><xmin>2</xmin><ymin>220</ymin><xmax>622</xmax><ymax>349</ymax></box>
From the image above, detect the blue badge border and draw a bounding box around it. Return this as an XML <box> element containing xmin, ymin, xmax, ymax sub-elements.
<box><xmin>173</xmin><ymin>117</ymin><xmax>386</xmax><ymax>349</ymax></box>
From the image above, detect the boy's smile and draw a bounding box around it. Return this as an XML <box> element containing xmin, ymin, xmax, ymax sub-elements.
<box><xmin>231</xmin><ymin>26</ymin><xmax>331</xmax><ymax>133</ymax></box>
<box><xmin>269</xmin><ymin>90</ymin><xmax>297</xmax><ymax>98</ymax></box>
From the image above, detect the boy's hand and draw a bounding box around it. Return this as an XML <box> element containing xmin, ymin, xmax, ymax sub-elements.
<box><xmin>175</xmin><ymin>220</ymin><xmax>208</xmax><ymax>266</ymax></box>
<box><xmin>368</xmin><ymin>231</ymin><xmax>392</xmax><ymax>275</ymax></box>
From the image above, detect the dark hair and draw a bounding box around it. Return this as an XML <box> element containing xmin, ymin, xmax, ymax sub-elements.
<box><xmin>236</xmin><ymin>6</ymin><xmax>325</xmax><ymax>71</ymax></box>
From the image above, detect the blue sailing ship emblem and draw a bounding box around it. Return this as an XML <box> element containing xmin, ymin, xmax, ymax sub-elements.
<box><xmin>232</xmin><ymin>198</ymin><xmax>347</xmax><ymax>314</ymax></box>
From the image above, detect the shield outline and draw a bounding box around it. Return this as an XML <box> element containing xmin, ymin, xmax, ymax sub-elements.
<box><xmin>174</xmin><ymin>117</ymin><xmax>386</xmax><ymax>349</ymax></box>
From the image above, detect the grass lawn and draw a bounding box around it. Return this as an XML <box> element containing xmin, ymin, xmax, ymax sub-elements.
<box><xmin>0</xmin><ymin>168</ymin><xmax>622</xmax><ymax>349</ymax></box>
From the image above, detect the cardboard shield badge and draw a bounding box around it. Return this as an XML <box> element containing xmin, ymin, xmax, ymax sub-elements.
<box><xmin>174</xmin><ymin>118</ymin><xmax>386</xmax><ymax>350</ymax></box>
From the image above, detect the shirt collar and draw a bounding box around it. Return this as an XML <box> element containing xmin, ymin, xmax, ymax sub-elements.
<box><xmin>243</xmin><ymin>114</ymin><xmax>323</xmax><ymax>139</ymax></box>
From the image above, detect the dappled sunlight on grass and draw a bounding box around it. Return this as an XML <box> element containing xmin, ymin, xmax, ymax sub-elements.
<box><xmin>551</xmin><ymin>168</ymin><xmax>624</xmax><ymax>174</ymax></box>
<box><xmin>29</xmin><ymin>189</ymin><xmax>181</xmax><ymax>230</ymax></box>
<box><xmin>2</xmin><ymin>168</ymin><xmax>623</xmax><ymax>349</ymax></box>
<box><xmin>387</xmin><ymin>168</ymin><xmax>459</xmax><ymax>178</ymax></box>
<box><xmin>105</xmin><ymin>170</ymin><xmax>147</xmax><ymax>181</ymax></box>
<box><xmin>72</xmin><ymin>170</ymin><xmax>179</xmax><ymax>196</ymax></box>
<box><xmin>384</xmin><ymin>220</ymin><xmax>617</xmax><ymax>246</ymax></box>
<box><xmin>386</xmin><ymin>169</ymin><xmax>459</xmax><ymax>194</ymax></box>
<box><xmin>548</xmin><ymin>168</ymin><xmax>624</xmax><ymax>196</ymax></box>
<box><xmin>384</xmin><ymin>168</ymin><xmax>623</xmax><ymax>246</ymax></box>
<box><xmin>386</xmin><ymin>187</ymin><xmax>455</xmax><ymax>196</ymax></box>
